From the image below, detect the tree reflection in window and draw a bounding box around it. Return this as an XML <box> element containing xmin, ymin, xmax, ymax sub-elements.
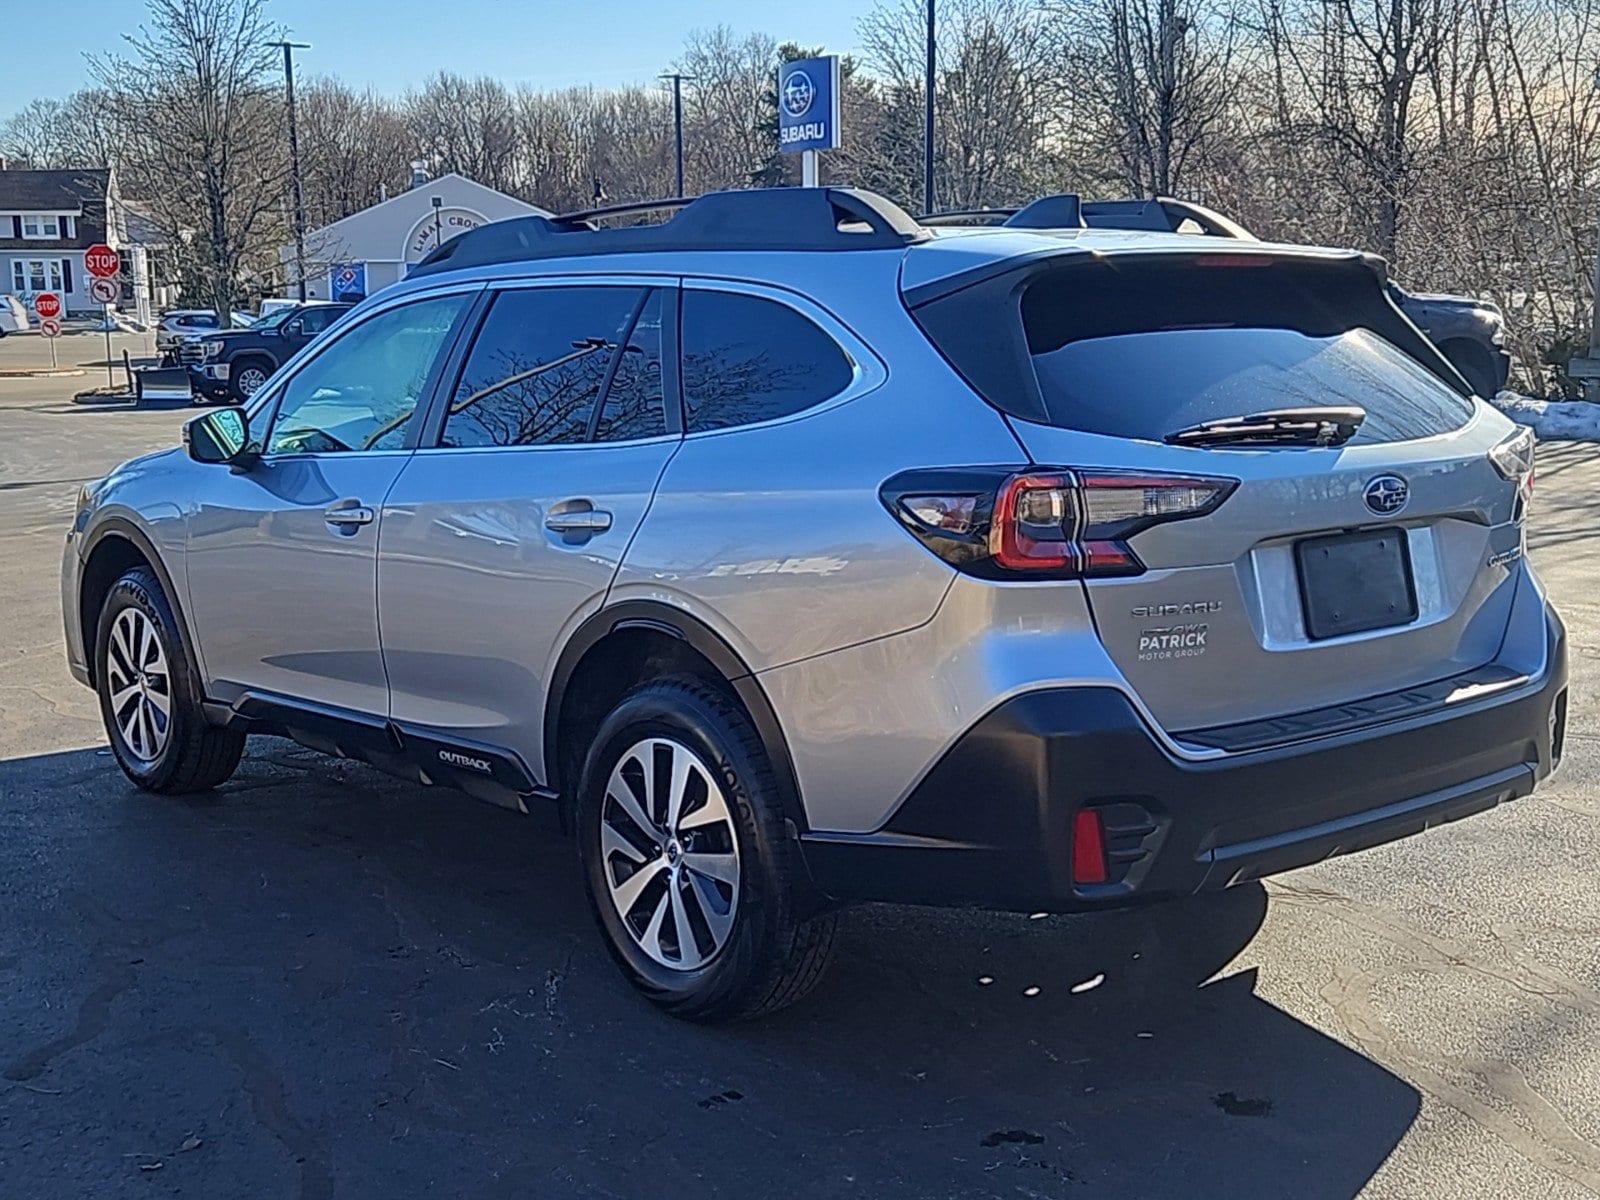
<box><xmin>681</xmin><ymin>291</ymin><xmax>854</xmax><ymax>434</ymax></box>
<box><xmin>444</xmin><ymin>288</ymin><xmax>645</xmax><ymax>448</ymax></box>
<box><xmin>592</xmin><ymin>290</ymin><xmax>667</xmax><ymax>443</ymax></box>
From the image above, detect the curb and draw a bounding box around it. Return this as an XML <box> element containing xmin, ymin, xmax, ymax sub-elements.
<box><xmin>0</xmin><ymin>368</ymin><xmax>88</xmax><ymax>378</ymax></box>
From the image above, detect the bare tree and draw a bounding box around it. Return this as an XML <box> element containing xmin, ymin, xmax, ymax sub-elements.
<box><xmin>298</xmin><ymin>80</ymin><xmax>414</xmax><ymax>224</ymax></box>
<box><xmin>406</xmin><ymin>73</ymin><xmax>520</xmax><ymax>193</ymax></box>
<box><xmin>92</xmin><ymin>0</ymin><xmax>289</xmax><ymax>312</ymax></box>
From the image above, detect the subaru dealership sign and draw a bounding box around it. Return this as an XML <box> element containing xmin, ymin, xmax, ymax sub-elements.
<box><xmin>778</xmin><ymin>56</ymin><xmax>840</xmax><ymax>154</ymax></box>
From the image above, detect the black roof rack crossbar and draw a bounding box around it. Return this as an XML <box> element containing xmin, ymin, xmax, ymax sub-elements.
<box><xmin>555</xmin><ymin>197</ymin><xmax>697</xmax><ymax>227</ymax></box>
<box><xmin>409</xmin><ymin>187</ymin><xmax>929</xmax><ymax>277</ymax></box>
<box><xmin>917</xmin><ymin>208</ymin><xmax>1018</xmax><ymax>227</ymax></box>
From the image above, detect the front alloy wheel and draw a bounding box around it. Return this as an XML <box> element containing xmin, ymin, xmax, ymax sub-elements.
<box><xmin>95</xmin><ymin>565</ymin><xmax>245</xmax><ymax>794</ymax></box>
<box><xmin>601</xmin><ymin>737</ymin><xmax>741</xmax><ymax>971</ymax></box>
<box><xmin>104</xmin><ymin>607</ymin><xmax>172</xmax><ymax>762</ymax></box>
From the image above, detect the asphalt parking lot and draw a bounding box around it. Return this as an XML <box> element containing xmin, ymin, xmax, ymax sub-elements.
<box><xmin>3</xmin><ymin>336</ymin><xmax>1600</xmax><ymax>1198</ymax></box>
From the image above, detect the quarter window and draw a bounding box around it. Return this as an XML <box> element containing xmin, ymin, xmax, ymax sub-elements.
<box><xmin>442</xmin><ymin>287</ymin><xmax>645</xmax><ymax>449</ymax></box>
<box><xmin>680</xmin><ymin>291</ymin><xmax>854</xmax><ymax>433</ymax></box>
<box><xmin>264</xmin><ymin>294</ymin><xmax>466</xmax><ymax>456</ymax></box>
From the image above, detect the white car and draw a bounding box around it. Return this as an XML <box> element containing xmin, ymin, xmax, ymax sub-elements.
<box><xmin>0</xmin><ymin>294</ymin><xmax>31</xmax><ymax>337</ymax></box>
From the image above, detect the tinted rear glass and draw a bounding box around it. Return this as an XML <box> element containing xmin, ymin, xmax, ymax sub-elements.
<box><xmin>1030</xmin><ymin>326</ymin><xmax>1471</xmax><ymax>444</ymax></box>
<box><xmin>915</xmin><ymin>255</ymin><xmax>1475</xmax><ymax>443</ymax></box>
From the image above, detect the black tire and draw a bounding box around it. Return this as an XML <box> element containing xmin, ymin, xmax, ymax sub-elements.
<box><xmin>94</xmin><ymin>565</ymin><xmax>245</xmax><ymax>794</ymax></box>
<box><xmin>228</xmin><ymin>356</ymin><xmax>273</xmax><ymax>403</ymax></box>
<box><xmin>577</xmin><ymin>677</ymin><xmax>837</xmax><ymax>1022</ymax></box>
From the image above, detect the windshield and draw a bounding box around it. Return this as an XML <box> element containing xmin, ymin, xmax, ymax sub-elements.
<box><xmin>255</xmin><ymin>308</ymin><xmax>297</xmax><ymax>330</ymax></box>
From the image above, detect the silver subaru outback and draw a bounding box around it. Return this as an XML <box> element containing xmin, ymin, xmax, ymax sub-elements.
<box><xmin>62</xmin><ymin>188</ymin><xmax>1567</xmax><ymax>1021</ymax></box>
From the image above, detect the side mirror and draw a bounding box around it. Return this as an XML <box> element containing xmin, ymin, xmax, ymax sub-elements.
<box><xmin>183</xmin><ymin>407</ymin><xmax>255</xmax><ymax>466</ymax></box>
<box><xmin>284</xmin><ymin>318</ymin><xmax>304</xmax><ymax>337</ymax></box>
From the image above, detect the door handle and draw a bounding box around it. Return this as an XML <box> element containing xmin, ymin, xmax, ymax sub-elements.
<box><xmin>544</xmin><ymin>509</ymin><xmax>613</xmax><ymax>534</ymax></box>
<box><xmin>324</xmin><ymin>504</ymin><xmax>374</xmax><ymax>527</ymax></box>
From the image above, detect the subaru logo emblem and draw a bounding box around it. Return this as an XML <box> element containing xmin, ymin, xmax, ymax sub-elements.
<box><xmin>1364</xmin><ymin>475</ymin><xmax>1409</xmax><ymax>515</ymax></box>
<box><xmin>782</xmin><ymin>70</ymin><xmax>815</xmax><ymax>117</ymax></box>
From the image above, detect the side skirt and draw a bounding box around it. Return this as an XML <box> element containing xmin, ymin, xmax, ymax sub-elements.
<box><xmin>206</xmin><ymin>693</ymin><xmax>556</xmax><ymax>814</ymax></box>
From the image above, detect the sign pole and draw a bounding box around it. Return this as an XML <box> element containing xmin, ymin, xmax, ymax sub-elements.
<box><xmin>103</xmin><ymin>304</ymin><xmax>114</xmax><ymax>387</ymax></box>
<box><xmin>802</xmin><ymin>150</ymin><xmax>818</xmax><ymax>188</ymax></box>
<box><xmin>50</xmin><ymin>334</ymin><xmax>57</xmax><ymax>370</ymax></box>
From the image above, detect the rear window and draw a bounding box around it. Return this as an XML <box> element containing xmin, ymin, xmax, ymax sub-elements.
<box><xmin>918</xmin><ymin>256</ymin><xmax>1475</xmax><ymax>443</ymax></box>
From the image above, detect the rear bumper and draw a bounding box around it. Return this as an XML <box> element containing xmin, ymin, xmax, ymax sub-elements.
<box><xmin>801</xmin><ymin>605</ymin><xmax>1566</xmax><ymax>912</ymax></box>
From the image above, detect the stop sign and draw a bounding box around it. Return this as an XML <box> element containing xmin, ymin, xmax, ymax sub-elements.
<box><xmin>34</xmin><ymin>292</ymin><xmax>61</xmax><ymax>319</ymax></box>
<box><xmin>84</xmin><ymin>244</ymin><xmax>120</xmax><ymax>279</ymax></box>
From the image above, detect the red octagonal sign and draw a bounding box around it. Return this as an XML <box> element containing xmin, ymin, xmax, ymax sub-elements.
<box><xmin>33</xmin><ymin>292</ymin><xmax>61</xmax><ymax>319</ymax></box>
<box><xmin>84</xmin><ymin>244</ymin><xmax>120</xmax><ymax>279</ymax></box>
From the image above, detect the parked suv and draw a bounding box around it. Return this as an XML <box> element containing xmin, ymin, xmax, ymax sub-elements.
<box><xmin>64</xmin><ymin>188</ymin><xmax>1566</xmax><ymax>1021</ymax></box>
<box><xmin>183</xmin><ymin>300</ymin><xmax>351</xmax><ymax>401</ymax></box>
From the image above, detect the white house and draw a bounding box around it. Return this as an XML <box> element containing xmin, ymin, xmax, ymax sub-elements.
<box><xmin>281</xmin><ymin>169</ymin><xmax>548</xmax><ymax>301</ymax></box>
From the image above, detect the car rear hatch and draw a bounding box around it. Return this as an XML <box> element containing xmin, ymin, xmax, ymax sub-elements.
<box><xmin>904</xmin><ymin>244</ymin><xmax>1533</xmax><ymax>738</ymax></box>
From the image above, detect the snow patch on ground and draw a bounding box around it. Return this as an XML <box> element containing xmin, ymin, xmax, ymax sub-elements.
<box><xmin>1490</xmin><ymin>392</ymin><xmax>1600</xmax><ymax>442</ymax></box>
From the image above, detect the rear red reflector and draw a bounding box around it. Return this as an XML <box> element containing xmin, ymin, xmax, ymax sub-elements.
<box><xmin>1072</xmin><ymin>809</ymin><xmax>1108</xmax><ymax>884</ymax></box>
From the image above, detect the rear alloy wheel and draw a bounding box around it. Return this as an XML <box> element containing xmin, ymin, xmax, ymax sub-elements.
<box><xmin>231</xmin><ymin>362</ymin><xmax>270</xmax><ymax>401</ymax></box>
<box><xmin>578</xmin><ymin>678</ymin><xmax>837</xmax><ymax>1022</ymax></box>
<box><xmin>95</xmin><ymin>566</ymin><xmax>245</xmax><ymax>794</ymax></box>
<box><xmin>600</xmin><ymin>737</ymin><xmax>742</xmax><ymax>971</ymax></box>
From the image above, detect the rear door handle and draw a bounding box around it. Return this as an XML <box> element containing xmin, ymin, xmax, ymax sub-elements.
<box><xmin>544</xmin><ymin>510</ymin><xmax>613</xmax><ymax>534</ymax></box>
<box><xmin>324</xmin><ymin>504</ymin><xmax>374</xmax><ymax>527</ymax></box>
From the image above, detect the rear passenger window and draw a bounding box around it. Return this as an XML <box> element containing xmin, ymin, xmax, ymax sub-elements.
<box><xmin>681</xmin><ymin>291</ymin><xmax>853</xmax><ymax>432</ymax></box>
<box><xmin>592</xmin><ymin>290</ymin><xmax>667</xmax><ymax>442</ymax></box>
<box><xmin>442</xmin><ymin>287</ymin><xmax>643</xmax><ymax>448</ymax></box>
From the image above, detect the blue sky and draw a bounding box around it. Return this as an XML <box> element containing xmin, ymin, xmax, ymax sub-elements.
<box><xmin>3</xmin><ymin>0</ymin><xmax>869</xmax><ymax>119</ymax></box>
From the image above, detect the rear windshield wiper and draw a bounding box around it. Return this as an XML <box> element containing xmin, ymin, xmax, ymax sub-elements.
<box><xmin>1165</xmin><ymin>406</ymin><xmax>1366</xmax><ymax>447</ymax></box>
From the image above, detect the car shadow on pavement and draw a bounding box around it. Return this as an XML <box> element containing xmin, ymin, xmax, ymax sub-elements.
<box><xmin>0</xmin><ymin>741</ymin><xmax>1420</xmax><ymax>1199</ymax></box>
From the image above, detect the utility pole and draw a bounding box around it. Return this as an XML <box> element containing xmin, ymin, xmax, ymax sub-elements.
<box><xmin>924</xmin><ymin>0</ymin><xmax>936</xmax><ymax>215</ymax></box>
<box><xmin>271</xmin><ymin>40</ymin><xmax>311</xmax><ymax>301</ymax></box>
<box><xmin>660</xmin><ymin>73</ymin><xmax>695</xmax><ymax>198</ymax></box>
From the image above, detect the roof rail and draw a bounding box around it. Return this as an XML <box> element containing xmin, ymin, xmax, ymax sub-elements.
<box><xmin>1002</xmin><ymin>194</ymin><xmax>1084</xmax><ymax>229</ymax></box>
<box><xmin>409</xmin><ymin>187</ymin><xmax>929</xmax><ymax>277</ymax></box>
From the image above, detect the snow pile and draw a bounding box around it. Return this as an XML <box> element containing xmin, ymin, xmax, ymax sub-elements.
<box><xmin>1489</xmin><ymin>392</ymin><xmax>1600</xmax><ymax>443</ymax></box>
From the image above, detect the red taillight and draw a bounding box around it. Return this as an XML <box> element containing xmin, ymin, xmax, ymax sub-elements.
<box><xmin>1072</xmin><ymin>809</ymin><xmax>1108</xmax><ymax>884</ymax></box>
<box><xmin>990</xmin><ymin>470</ymin><xmax>1235</xmax><ymax>577</ymax></box>
<box><xmin>883</xmin><ymin>466</ymin><xmax>1236</xmax><ymax>579</ymax></box>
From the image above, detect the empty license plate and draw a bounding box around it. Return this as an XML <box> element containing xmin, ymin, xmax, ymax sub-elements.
<box><xmin>1295</xmin><ymin>527</ymin><xmax>1417</xmax><ymax>640</ymax></box>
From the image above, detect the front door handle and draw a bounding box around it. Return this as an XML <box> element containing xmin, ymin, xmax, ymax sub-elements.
<box><xmin>545</xmin><ymin>509</ymin><xmax>613</xmax><ymax>534</ymax></box>
<box><xmin>324</xmin><ymin>504</ymin><xmax>374</xmax><ymax>527</ymax></box>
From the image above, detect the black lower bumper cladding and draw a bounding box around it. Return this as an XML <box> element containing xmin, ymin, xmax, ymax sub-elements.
<box><xmin>802</xmin><ymin>610</ymin><xmax>1567</xmax><ymax>912</ymax></box>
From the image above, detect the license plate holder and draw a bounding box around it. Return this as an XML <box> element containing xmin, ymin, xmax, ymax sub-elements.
<box><xmin>1295</xmin><ymin>527</ymin><xmax>1417</xmax><ymax>640</ymax></box>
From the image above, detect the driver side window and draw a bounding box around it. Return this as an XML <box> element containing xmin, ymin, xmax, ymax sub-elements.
<box><xmin>265</xmin><ymin>294</ymin><xmax>465</xmax><ymax>456</ymax></box>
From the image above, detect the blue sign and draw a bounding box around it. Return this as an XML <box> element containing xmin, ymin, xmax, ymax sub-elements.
<box><xmin>779</xmin><ymin>56</ymin><xmax>840</xmax><ymax>154</ymax></box>
<box><xmin>330</xmin><ymin>262</ymin><xmax>367</xmax><ymax>302</ymax></box>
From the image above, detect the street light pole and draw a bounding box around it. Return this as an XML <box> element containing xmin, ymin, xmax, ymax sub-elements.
<box><xmin>660</xmin><ymin>73</ymin><xmax>695</xmax><ymax>198</ymax></box>
<box><xmin>924</xmin><ymin>0</ymin><xmax>936</xmax><ymax>216</ymax></box>
<box><xmin>271</xmin><ymin>40</ymin><xmax>311</xmax><ymax>301</ymax></box>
